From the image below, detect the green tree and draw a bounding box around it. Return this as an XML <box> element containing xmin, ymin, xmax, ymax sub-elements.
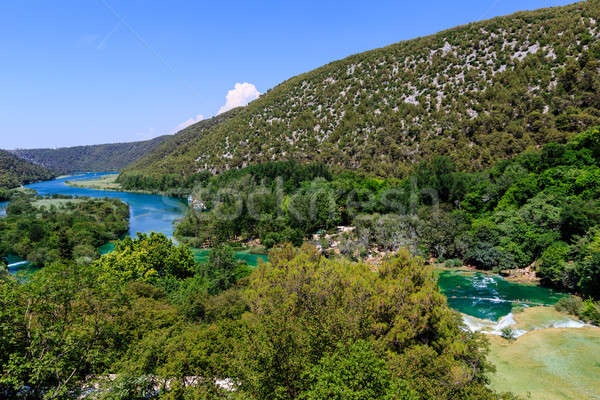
<box><xmin>96</xmin><ymin>233</ymin><xmax>197</xmax><ymax>283</ymax></box>
<box><xmin>201</xmin><ymin>245</ymin><xmax>251</xmax><ymax>295</ymax></box>
<box><xmin>234</xmin><ymin>244</ymin><xmax>497</xmax><ymax>400</ymax></box>
<box><xmin>301</xmin><ymin>340</ymin><xmax>418</xmax><ymax>400</ymax></box>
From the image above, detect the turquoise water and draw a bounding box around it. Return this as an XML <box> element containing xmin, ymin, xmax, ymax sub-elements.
<box><xmin>0</xmin><ymin>201</ymin><xmax>7</xmax><ymax>216</ymax></box>
<box><xmin>24</xmin><ymin>173</ymin><xmax>188</xmax><ymax>238</ymax></box>
<box><xmin>4</xmin><ymin>173</ymin><xmax>188</xmax><ymax>274</ymax></box>
<box><xmin>437</xmin><ymin>270</ymin><xmax>567</xmax><ymax>321</ymax></box>
<box><xmin>6</xmin><ymin>175</ymin><xmax>567</xmax><ymax>320</ymax></box>
<box><xmin>192</xmin><ymin>248</ymin><xmax>268</xmax><ymax>267</ymax></box>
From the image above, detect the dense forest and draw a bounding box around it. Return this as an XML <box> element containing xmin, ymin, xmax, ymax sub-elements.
<box><xmin>11</xmin><ymin>135</ymin><xmax>168</xmax><ymax>174</ymax></box>
<box><xmin>122</xmin><ymin>0</ymin><xmax>600</xmax><ymax>191</ymax></box>
<box><xmin>0</xmin><ymin>235</ymin><xmax>518</xmax><ymax>400</ymax></box>
<box><xmin>175</xmin><ymin>126</ymin><xmax>600</xmax><ymax>299</ymax></box>
<box><xmin>0</xmin><ymin>193</ymin><xmax>129</xmax><ymax>267</ymax></box>
<box><xmin>2</xmin><ymin>1</ymin><xmax>600</xmax><ymax>398</ymax></box>
<box><xmin>0</xmin><ymin>150</ymin><xmax>56</xmax><ymax>189</ymax></box>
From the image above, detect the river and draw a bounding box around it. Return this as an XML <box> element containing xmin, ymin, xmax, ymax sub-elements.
<box><xmin>5</xmin><ymin>174</ymin><xmax>565</xmax><ymax>321</ymax></box>
<box><xmin>437</xmin><ymin>270</ymin><xmax>565</xmax><ymax>321</ymax></box>
<box><xmin>25</xmin><ymin>172</ymin><xmax>188</xmax><ymax>237</ymax></box>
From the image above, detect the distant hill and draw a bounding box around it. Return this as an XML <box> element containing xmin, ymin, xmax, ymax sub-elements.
<box><xmin>122</xmin><ymin>0</ymin><xmax>600</xmax><ymax>184</ymax></box>
<box><xmin>0</xmin><ymin>149</ymin><xmax>55</xmax><ymax>188</ymax></box>
<box><xmin>11</xmin><ymin>136</ymin><xmax>168</xmax><ymax>174</ymax></box>
<box><xmin>124</xmin><ymin>109</ymin><xmax>242</xmax><ymax>175</ymax></box>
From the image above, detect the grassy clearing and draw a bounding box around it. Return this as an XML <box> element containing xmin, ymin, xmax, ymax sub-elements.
<box><xmin>32</xmin><ymin>198</ymin><xmax>85</xmax><ymax>209</ymax></box>
<box><xmin>487</xmin><ymin>326</ymin><xmax>600</xmax><ymax>399</ymax></box>
<box><xmin>65</xmin><ymin>174</ymin><xmax>122</xmax><ymax>191</ymax></box>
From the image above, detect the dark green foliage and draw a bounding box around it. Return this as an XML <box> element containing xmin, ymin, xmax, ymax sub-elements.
<box><xmin>435</xmin><ymin>127</ymin><xmax>600</xmax><ymax>296</ymax></box>
<box><xmin>175</xmin><ymin>126</ymin><xmax>600</xmax><ymax>298</ymax></box>
<box><xmin>0</xmin><ymin>188</ymin><xmax>13</xmax><ymax>202</ymax></box>
<box><xmin>174</xmin><ymin>161</ymin><xmax>334</xmax><ymax>247</ymax></box>
<box><xmin>10</xmin><ymin>135</ymin><xmax>168</xmax><ymax>174</ymax></box>
<box><xmin>0</xmin><ymin>149</ymin><xmax>55</xmax><ymax>188</ymax></box>
<box><xmin>0</xmin><ymin>194</ymin><xmax>129</xmax><ymax>267</ymax></box>
<box><xmin>199</xmin><ymin>244</ymin><xmax>252</xmax><ymax>295</ymax></box>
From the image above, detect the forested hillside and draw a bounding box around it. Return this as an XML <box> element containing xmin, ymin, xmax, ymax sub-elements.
<box><xmin>122</xmin><ymin>0</ymin><xmax>600</xmax><ymax>189</ymax></box>
<box><xmin>174</xmin><ymin>126</ymin><xmax>600</xmax><ymax>298</ymax></box>
<box><xmin>11</xmin><ymin>135</ymin><xmax>168</xmax><ymax>174</ymax></box>
<box><xmin>0</xmin><ymin>149</ymin><xmax>55</xmax><ymax>188</ymax></box>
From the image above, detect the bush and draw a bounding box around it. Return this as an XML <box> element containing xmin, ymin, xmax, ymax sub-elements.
<box><xmin>444</xmin><ymin>258</ymin><xmax>463</xmax><ymax>268</ymax></box>
<box><xmin>580</xmin><ymin>300</ymin><xmax>600</xmax><ymax>325</ymax></box>
<box><xmin>537</xmin><ymin>241</ymin><xmax>570</xmax><ymax>287</ymax></box>
<box><xmin>501</xmin><ymin>327</ymin><xmax>516</xmax><ymax>341</ymax></box>
<box><xmin>554</xmin><ymin>296</ymin><xmax>584</xmax><ymax>316</ymax></box>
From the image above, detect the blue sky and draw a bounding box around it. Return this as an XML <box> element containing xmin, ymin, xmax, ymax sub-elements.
<box><xmin>0</xmin><ymin>0</ymin><xmax>575</xmax><ymax>149</ymax></box>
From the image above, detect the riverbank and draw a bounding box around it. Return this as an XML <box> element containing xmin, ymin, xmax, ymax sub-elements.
<box><xmin>436</xmin><ymin>264</ymin><xmax>541</xmax><ymax>285</ymax></box>
<box><xmin>64</xmin><ymin>173</ymin><xmax>190</xmax><ymax>198</ymax></box>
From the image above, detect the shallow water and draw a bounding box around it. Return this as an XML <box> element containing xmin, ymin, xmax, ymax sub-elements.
<box><xmin>192</xmin><ymin>248</ymin><xmax>268</xmax><ymax>267</ymax></box>
<box><xmin>25</xmin><ymin>173</ymin><xmax>188</xmax><ymax>237</ymax></box>
<box><xmin>437</xmin><ymin>270</ymin><xmax>566</xmax><ymax>321</ymax></box>
<box><xmin>0</xmin><ymin>201</ymin><xmax>7</xmax><ymax>216</ymax></box>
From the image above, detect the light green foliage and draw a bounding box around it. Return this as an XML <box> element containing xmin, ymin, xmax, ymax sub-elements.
<box><xmin>554</xmin><ymin>295</ymin><xmax>584</xmax><ymax>316</ymax></box>
<box><xmin>580</xmin><ymin>299</ymin><xmax>600</xmax><ymax>325</ymax></box>
<box><xmin>96</xmin><ymin>233</ymin><xmax>197</xmax><ymax>283</ymax></box>
<box><xmin>301</xmin><ymin>340</ymin><xmax>418</xmax><ymax>400</ymax></box>
<box><xmin>234</xmin><ymin>244</ymin><xmax>498</xmax><ymax>400</ymax></box>
<box><xmin>0</xmin><ymin>240</ymin><xmax>517</xmax><ymax>399</ymax></box>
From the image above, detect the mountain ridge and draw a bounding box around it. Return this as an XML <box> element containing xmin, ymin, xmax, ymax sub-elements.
<box><xmin>11</xmin><ymin>135</ymin><xmax>169</xmax><ymax>174</ymax></box>
<box><xmin>0</xmin><ymin>149</ymin><xmax>55</xmax><ymax>188</ymax></box>
<box><xmin>124</xmin><ymin>0</ymin><xmax>600</xmax><ymax>184</ymax></box>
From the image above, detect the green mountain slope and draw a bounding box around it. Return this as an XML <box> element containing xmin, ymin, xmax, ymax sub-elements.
<box><xmin>11</xmin><ymin>135</ymin><xmax>168</xmax><ymax>174</ymax></box>
<box><xmin>125</xmin><ymin>108</ymin><xmax>242</xmax><ymax>175</ymax></box>
<box><xmin>0</xmin><ymin>149</ymin><xmax>55</xmax><ymax>188</ymax></box>
<box><xmin>125</xmin><ymin>1</ymin><xmax>600</xmax><ymax>183</ymax></box>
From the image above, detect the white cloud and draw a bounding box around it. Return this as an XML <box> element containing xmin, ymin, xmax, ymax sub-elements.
<box><xmin>218</xmin><ymin>82</ymin><xmax>260</xmax><ymax>115</ymax></box>
<box><xmin>175</xmin><ymin>114</ymin><xmax>204</xmax><ymax>132</ymax></box>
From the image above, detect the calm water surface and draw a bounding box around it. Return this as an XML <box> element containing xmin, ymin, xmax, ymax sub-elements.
<box><xmin>25</xmin><ymin>173</ymin><xmax>188</xmax><ymax>237</ymax></box>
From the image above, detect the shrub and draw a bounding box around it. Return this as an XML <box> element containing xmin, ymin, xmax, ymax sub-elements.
<box><xmin>537</xmin><ymin>241</ymin><xmax>570</xmax><ymax>287</ymax></box>
<box><xmin>501</xmin><ymin>327</ymin><xmax>516</xmax><ymax>341</ymax></box>
<box><xmin>554</xmin><ymin>296</ymin><xmax>584</xmax><ymax>316</ymax></box>
<box><xmin>444</xmin><ymin>258</ymin><xmax>463</xmax><ymax>268</ymax></box>
<box><xmin>580</xmin><ymin>300</ymin><xmax>600</xmax><ymax>325</ymax></box>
